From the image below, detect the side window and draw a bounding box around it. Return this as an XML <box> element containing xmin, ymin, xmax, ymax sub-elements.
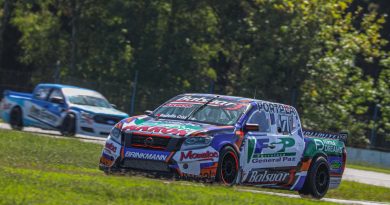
<box><xmin>34</xmin><ymin>87</ymin><xmax>51</xmax><ymax>101</ymax></box>
<box><xmin>277</xmin><ymin>115</ymin><xmax>292</xmax><ymax>134</ymax></box>
<box><xmin>48</xmin><ymin>89</ymin><xmax>64</xmax><ymax>102</ymax></box>
<box><xmin>248</xmin><ymin>110</ymin><xmax>270</xmax><ymax>132</ymax></box>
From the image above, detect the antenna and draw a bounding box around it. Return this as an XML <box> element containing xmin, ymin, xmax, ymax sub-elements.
<box><xmin>253</xmin><ymin>87</ymin><xmax>257</xmax><ymax>99</ymax></box>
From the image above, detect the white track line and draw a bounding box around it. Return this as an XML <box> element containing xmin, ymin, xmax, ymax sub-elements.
<box><xmin>238</xmin><ymin>189</ymin><xmax>389</xmax><ymax>205</ymax></box>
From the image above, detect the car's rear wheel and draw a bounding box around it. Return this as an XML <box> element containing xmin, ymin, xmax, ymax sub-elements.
<box><xmin>61</xmin><ymin>113</ymin><xmax>76</xmax><ymax>136</ymax></box>
<box><xmin>10</xmin><ymin>107</ymin><xmax>23</xmax><ymax>130</ymax></box>
<box><xmin>299</xmin><ymin>156</ymin><xmax>330</xmax><ymax>199</ymax></box>
<box><xmin>216</xmin><ymin>146</ymin><xmax>238</xmax><ymax>185</ymax></box>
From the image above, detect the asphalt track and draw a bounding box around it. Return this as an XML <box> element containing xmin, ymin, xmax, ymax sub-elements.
<box><xmin>0</xmin><ymin>122</ymin><xmax>389</xmax><ymax>205</ymax></box>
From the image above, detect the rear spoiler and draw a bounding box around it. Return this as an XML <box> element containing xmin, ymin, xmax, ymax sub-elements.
<box><xmin>302</xmin><ymin>129</ymin><xmax>348</xmax><ymax>143</ymax></box>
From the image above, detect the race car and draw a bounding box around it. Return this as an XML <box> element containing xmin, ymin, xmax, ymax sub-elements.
<box><xmin>0</xmin><ymin>83</ymin><xmax>128</xmax><ymax>137</ymax></box>
<box><xmin>99</xmin><ymin>93</ymin><xmax>347</xmax><ymax>198</ymax></box>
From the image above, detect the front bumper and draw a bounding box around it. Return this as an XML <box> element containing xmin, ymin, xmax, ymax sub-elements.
<box><xmin>99</xmin><ymin>136</ymin><xmax>220</xmax><ymax>179</ymax></box>
<box><xmin>77</xmin><ymin>121</ymin><xmax>115</xmax><ymax>137</ymax></box>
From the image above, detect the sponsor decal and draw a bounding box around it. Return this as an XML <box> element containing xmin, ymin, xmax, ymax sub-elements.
<box><xmin>303</xmin><ymin>130</ymin><xmax>347</xmax><ymax>141</ymax></box>
<box><xmin>180</xmin><ymin>151</ymin><xmax>219</xmax><ymax>161</ymax></box>
<box><xmin>105</xmin><ymin>142</ymin><xmax>117</xmax><ymax>153</ymax></box>
<box><xmin>123</xmin><ymin>121</ymin><xmax>203</xmax><ymax>136</ymax></box>
<box><xmin>247</xmin><ymin>137</ymin><xmax>296</xmax><ymax>164</ymax></box>
<box><xmin>258</xmin><ymin>102</ymin><xmax>297</xmax><ymax>115</ymax></box>
<box><xmin>251</xmin><ymin>157</ymin><xmax>295</xmax><ymax>163</ymax></box>
<box><xmin>29</xmin><ymin>105</ymin><xmax>58</xmax><ymax>122</ymax></box>
<box><xmin>123</xmin><ymin>125</ymin><xmax>189</xmax><ymax>136</ymax></box>
<box><xmin>172</xmin><ymin>96</ymin><xmax>237</xmax><ymax>107</ymax></box>
<box><xmin>330</xmin><ymin>160</ymin><xmax>342</xmax><ymax>170</ymax></box>
<box><xmin>100</xmin><ymin>152</ymin><xmax>114</xmax><ymax>166</ymax></box>
<box><xmin>246</xmin><ymin>170</ymin><xmax>290</xmax><ymax>184</ymax></box>
<box><xmin>124</xmin><ymin>148</ymin><xmax>171</xmax><ymax>161</ymax></box>
<box><xmin>199</xmin><ymin>162</ymin><xmax>218</xmax><ymax>178</ymax></box>
<box><xmin>163</xmin><ymin>103</ymin><xmax>193</xmax><ymax>108</ymax></box>
<box><xmin>100</xmin><ymin>157</ymin><xmax>113</xmax><ymax>166</ymax></box>
<box><xmin>157</xmin><ymin>114</ymin><xmax>187</xmax><ymax>119</ymax></box>
<box><xmin>314</xmin><ymin>139</ymin><xmax>343</xmax><ymax>154</ymax></box>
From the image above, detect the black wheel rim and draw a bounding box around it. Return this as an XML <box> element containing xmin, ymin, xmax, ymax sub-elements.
<box><xmin>221</xmin><ymin>151</ymin><xmax>238</xmax><ymax>184</ymax></box>
<box><xmin>315</xmin><ymin>164</ymin><xmax>329</xmax><ymax>194</ymax></box>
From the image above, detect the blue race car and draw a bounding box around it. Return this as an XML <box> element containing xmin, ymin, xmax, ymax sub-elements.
<box><xmin>99</xmin><ymin>93</ymin><xmax>347</xmax><ymax>199</ymax></box>
<box><xmin>0</xmin><ymin>83</ymin><xmax>128</xmax><ymax>137</ymax></box>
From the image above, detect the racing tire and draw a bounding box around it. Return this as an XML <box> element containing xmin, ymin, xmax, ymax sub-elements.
<box><xmin>298</xmin><ymin>156</ymin><xmax>330</xmax><ymax>199</ymax></box>
<box><xmin>10</xmin><ymin>107</ymin><xmax>23</xmax><ymax>130</ymax></box>
<box><xmin>216</xmin><ymin>146</ymin><xmax>239</xmax><ymax>186</ymax></box>
<box><xmin>61</xmin><ymin>113</ymin><xmax>76</xmax><ymax>136</ymax></box>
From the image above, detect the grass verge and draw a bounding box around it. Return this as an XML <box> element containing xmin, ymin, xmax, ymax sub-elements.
<box><xmin>0</xmin><ymin>129</ymin><xmax>388</xmax><ymax>204</ymax></box>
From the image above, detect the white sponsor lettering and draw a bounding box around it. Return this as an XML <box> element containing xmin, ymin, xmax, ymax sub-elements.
<box><xmin>125</xmin><ymin>151</ymin><xmax>168</xmax><ymax>161</ymax></box>
<box><xmin>314</xmin><ymin>139</ymin><xmax>342</xmax><ymax>154</ymax></box>
<box><xmin>248</xmin><ymin>170</ymin><xmax>289</xmax><ymax>183</ymax></box>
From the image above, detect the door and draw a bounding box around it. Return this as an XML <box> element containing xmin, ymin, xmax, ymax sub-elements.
<box><xmin>46</xmin><ymin>88</ymin><xmax>67</xmax><ymax>127</ymax></box>
<box><xmin>25</xmin><ymin>86</ymin><xmax>60</xmax><ymax>129</ymax></box>
<box><xmin>240</xmin><ymin>104</ymin><xmax>304</xmax><ymax>185</ymax></box>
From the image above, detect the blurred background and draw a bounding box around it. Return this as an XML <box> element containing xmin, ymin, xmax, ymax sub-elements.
<box><xmin>0</xmin><ymin>0</ymin><xmax>389</xmax><ymax>150</ymax></box>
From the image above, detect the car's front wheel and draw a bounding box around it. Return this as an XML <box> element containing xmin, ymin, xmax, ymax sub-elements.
<box><xmin>61</xmin><ymin>113</ymin><xmax>76</xmax><ymax>136</ymax></box>
<box><xmin>299</xmin><ymin>156</ymin><xmax>330</xmax><ymax>199</ymax></box>
<box><xmin>216</xmin><ymin>146</ymin><xmax>239</xmax><ymax>185</ymax></box>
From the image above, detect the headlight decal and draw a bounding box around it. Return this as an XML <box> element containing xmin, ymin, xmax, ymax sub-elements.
<box><xmin>184</xmin><ymin>136</ymin><xmax>212</xmax><ymax>145</ymax></box>
<box><xmin>181</xmin><ymin>136</ymin><xmax>213</xmax><ymax>150</ymax></box>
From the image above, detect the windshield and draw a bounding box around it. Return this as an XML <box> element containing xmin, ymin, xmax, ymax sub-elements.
<box><xmin>153</xmin><ymin>95</ymin><xmax>249</xmax><ymax>125</ymax></box>
<box><xmin>67</xmin><ymin>95</ymin><xmax>111</xmax><ymax>108</ymax></box>
<box><xmin>62</xmin><ymin>88</ymin><xmax>111</xmax><ymax>108</ymax></box>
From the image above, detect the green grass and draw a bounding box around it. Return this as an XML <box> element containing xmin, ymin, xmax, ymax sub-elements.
<box><xmin>0</xmin><ymin>130</ymin><xmax>331</xmax><ymax>205</ymax></box>
<box><xmin>0</xmin><ymin>130</ymin><xmax>388</xmax><ymax>204</ymax></box>
<box><xmin>347</xmin><ymin>162</ymin><xmax>390</xmax><ymax>175</ymax></box>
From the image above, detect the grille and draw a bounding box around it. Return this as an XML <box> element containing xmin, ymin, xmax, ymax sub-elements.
<box><xmin>93</xmin><ymin>115</ymin><xmax>123</xmax><ymax>125</ymax></box>
<box><xmin>122</xmin><ymin>159</ymin><xmax>170</xmax><ymax>172</ymax></box>
<box><xmin>124</xmin><ymin>133</ymin><xmax>184</xmax><ymax>151</ymax></box>
<box><xmin>131</xmin><ymin>135</ymin><xmax>170</xmax><ymax>150</ymax></box>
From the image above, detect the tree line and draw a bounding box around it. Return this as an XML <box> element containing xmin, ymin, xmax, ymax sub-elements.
<box><xmin>0</xmin><ymin>0</ymin><xmax>389</xmax><ymax>149</ymax></box>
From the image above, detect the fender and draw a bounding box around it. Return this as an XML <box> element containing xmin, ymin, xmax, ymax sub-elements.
<box><xmin>302</xmin><ymin>138</ymin><xmax>328</xmax><ymax>160</ymax></box>
<box><xmin>210</xmin><ymin>134</ymin><xmax>240</xmax><ymax>154</ymax></box>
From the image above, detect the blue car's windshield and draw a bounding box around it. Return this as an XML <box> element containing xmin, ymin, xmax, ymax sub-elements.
<box><xmin>153</xmin><ymin>95</ymin><xmax>249</xmax><ymax>125</ymax></box>
<box><xmin>62</xmin><ymin>88</ymin><xmax>111</xmax><ymax>108</ymax></box>
<box><xmin>67</xmin><ymin>95</ymin><xmax>111</xmax><ymax>108</ymax></box>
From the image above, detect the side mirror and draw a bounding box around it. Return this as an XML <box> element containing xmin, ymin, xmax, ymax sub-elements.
<box><xmin>244</xmin><ymin>123</ymin><xmax>260</xmax><ymax>132</ymax></box>
<box><xmin>110</xmin><ymin>104</ymin><xmax>117</xmax><ymax>109</ymax></box>
<box><xmin>145</xmin><ymin>110</ymin><xmax>153</xmax><ymax>115</ymax></box>
<box><xmin>50</xmin><ymin>96</ymin><xmax>64</xmax><ymax>104</ymax></box>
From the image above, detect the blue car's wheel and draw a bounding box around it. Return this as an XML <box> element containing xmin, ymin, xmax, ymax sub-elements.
<box><xmin>61</xmin><ymin>113</ymin><xmax>76</xmax><ymax>136</ymax></box>
<box><xmin>10</xmin><ymin>107</ymin><xmax>23</xmax><ymax>130</ymax></box>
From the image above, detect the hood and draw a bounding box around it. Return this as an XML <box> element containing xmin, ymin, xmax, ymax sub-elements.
<box><xmin>120</xmin><ymin>115</ymin><xmax>234</xmax><ymax>137</ymax></box>
<box><xmin>71</xmin><ymin>104</ymin><xmax>128</xmax><ymax>117</ymax></box>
